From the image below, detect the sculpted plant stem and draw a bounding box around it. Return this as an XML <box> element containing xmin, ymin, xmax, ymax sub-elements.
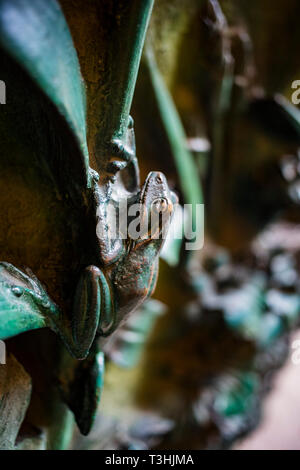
<box><xmin>60</xmin><ymin>0</ymin><xmax>155</xmax><ymax>179</ymax></box>
<box><xmin>95</xmin><ymin>0</ymin><xmax>155</xmax><ymax>185</ymax></box>
<box><xmin>104</xmin><ymin>0</ymin><xmax>155</xmax><ymax>146</ymax></box>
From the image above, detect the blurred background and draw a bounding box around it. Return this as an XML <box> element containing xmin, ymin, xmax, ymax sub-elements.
<box><xmin>1</xmin><ymin>0</ymin><xmax>300</xmax><ymax>451</ymax></box>
<box><xmin>70</xmin><ymin>0</ymin><xmax>300</xmax><ymax>450</ymax></box>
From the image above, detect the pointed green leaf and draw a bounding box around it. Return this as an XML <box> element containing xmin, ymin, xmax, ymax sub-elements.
<box><xmin>0</xmin><ymin>0</ymin><xmax>89</xmax><ymax>183</ymax></box>
<box><xmin>0</xmin><ymin>263</ymin><xmax>60</xmax><ymax>340</ymax></box>
<box><xmin>0</xmin><ymin>281</ymin><xmax>48</xmax><ymax>340</ymax></box>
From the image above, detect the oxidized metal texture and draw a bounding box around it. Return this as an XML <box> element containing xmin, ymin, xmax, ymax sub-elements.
<box><xmin>0</xmin><ymin>0</ymin><xmax>174</xmax><ymax>448</ymax></box>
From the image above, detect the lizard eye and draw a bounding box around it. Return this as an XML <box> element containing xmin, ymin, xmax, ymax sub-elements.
<box><xmin>152</xmin><ymin>197</ymin><xmax>168</xmax><ymax>213</ymax></box>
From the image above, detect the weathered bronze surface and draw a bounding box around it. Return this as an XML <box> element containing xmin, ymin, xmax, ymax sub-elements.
<box><xmin>1</xmin><ymin>0</ymin><xmax>300</xmax><ymax>451</ymax></box>
<box><xmin>0</xmin><ymin>0</ymin><xmax>175</xmax><ymax>448</ymax></box>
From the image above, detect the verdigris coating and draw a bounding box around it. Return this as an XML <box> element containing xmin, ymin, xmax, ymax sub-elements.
<box><xmin>0</xmin><ymin>0</ymin><xmax>173</xmax><ymax>446</ymax></box>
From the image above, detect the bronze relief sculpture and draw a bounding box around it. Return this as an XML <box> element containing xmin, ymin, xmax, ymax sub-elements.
<box><xmin>1</xmin><ymin>0</ymin><xmax>300</xmax><ymax>452</ymax></box>
<box><xmin>0</xmin><ymin>0</ymin><xmax>176</xmax><ymax>448</ymax></box>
